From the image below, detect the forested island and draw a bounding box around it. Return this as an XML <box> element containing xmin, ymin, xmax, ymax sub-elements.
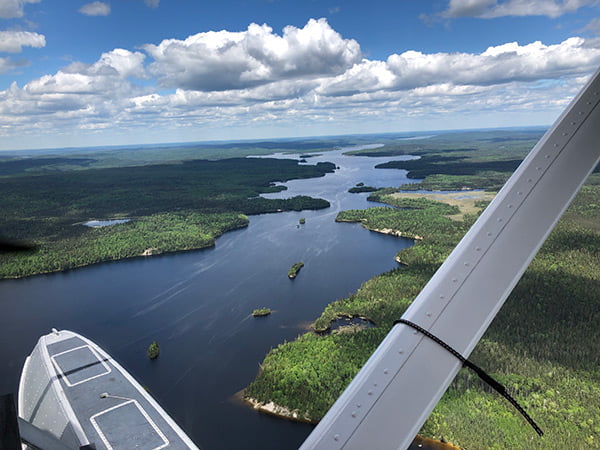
<box><xmin>252</xmin><ymin>308</ymin><xmax>272</xmax><ymax>317</ymax></box>
<box><xmin>348</xmin><ymin>182</ymin><xmax>378</xmax><ymax>193</ymax></box>
<box><xmin>288</xmin><ymin>262</ymin><xmax>305</xmax><ymax>279</ymax></box>
<box><xmin>0</xmin><ymin>156</ymin><xmax>334</xmax><ymax>279</ymax></box>
<box><xmin>246</xmin><ymin>133</ymin><xmax>600</xmax><ymax>449</ymax></box>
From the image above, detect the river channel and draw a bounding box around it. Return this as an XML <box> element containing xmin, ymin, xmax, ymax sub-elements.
<box><xmin>0</xmin><ymin>146</ymin><xmax>441</xmax><ymax>449</ymax></box>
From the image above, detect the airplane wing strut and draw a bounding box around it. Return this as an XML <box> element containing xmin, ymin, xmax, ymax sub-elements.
<box><xmin>301</xmin><ymin>66</ymin><xmax>600</xmax><ymax>449</ymax></box>
<box><xmin>394</xmin><ymin>318</ymin><xmax>543</xmax><ymax>437</ymax></box>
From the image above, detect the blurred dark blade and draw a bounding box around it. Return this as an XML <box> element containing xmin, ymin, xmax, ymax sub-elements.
<box><xmin>0</xmin><ymin>239</ymin><xmax>37</xmax><ymax>253</ymax></box>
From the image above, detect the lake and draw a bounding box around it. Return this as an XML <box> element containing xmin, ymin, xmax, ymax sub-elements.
<box><xmin>0</xmin><ymin>146</ymin><xmax>439</xmax><ymax>449</ymax></box>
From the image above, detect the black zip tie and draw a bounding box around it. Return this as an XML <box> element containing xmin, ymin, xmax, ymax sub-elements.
<box><xmin>394</xmin><ymin>318</ymin><xmax>543</xmax><ymax>437</ymax></box>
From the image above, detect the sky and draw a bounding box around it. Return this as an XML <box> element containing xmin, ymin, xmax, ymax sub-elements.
<box><xmin>0</xmin><ymin>0</ymin><xmax>600</xmax><ymax>151</ymax></box>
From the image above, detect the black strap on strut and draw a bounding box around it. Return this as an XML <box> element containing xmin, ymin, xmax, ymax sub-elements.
<box><xmin>394</xmin><ymin>318</ymin><xmax>543</xmax><ymax>437</ymax></box>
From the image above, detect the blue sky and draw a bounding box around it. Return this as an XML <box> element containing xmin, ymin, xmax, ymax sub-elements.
<box><xmin>1</xmin><ymin>0</ymin><xmax>599</xmax><ymax>151</ymax></box>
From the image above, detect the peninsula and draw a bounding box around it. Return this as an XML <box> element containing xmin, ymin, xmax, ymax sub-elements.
<box><xmin>0</xmin><ymin>156</ymin><xmax>334</xmax><ymax>279</ymax></box>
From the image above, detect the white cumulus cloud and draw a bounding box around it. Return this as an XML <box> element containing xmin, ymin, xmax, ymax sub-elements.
<box><xmin>318</xmin><ymin>37</ymin><xmax>600</xmax><ymax>96</ymax></box>
<box><xmin>97</xmin><ymin>48</ymin><xmax>147</xmax><ymax>78</ymax></box>
<box><xmin>1</xmin><ymin>18</ymin><xmax>599</xmax><ymax>148</ymax></box>
<box><xmin>0</xmin><ymin>0</ymin><xmax>40</xmax><ymax>19</ymax></box>
<box><xmin>0</xmin><ymin>48</ymin><xmax>146</xmax><ymax>132</ymax></box>
<box><xmin>0</xmin><ymin>31</ymin><xmax>46</xmax><ymax>53</ymax></box>
<box><xmin>143</xmin><ymin>18</ymin><xmax>362</xmax><ymax>91</ymax></box>
<box><xmin>442</xmin><ymin>0</ymin><xmax>597</xmax><ymax>18</ymax></box>
<box><xmin>79</xmin><ymin>1</ymin><xmax>111</xmax><ymax>16</ymax></box>
<box><xmin>25</xmin><ymin>48</ymin><xmax>145</xmax><ymax>95</ymax></box>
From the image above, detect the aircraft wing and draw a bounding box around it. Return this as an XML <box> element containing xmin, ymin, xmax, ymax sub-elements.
<box><xmin>301</xmin><ymin>66</ymin><xmax>600</xmax><ymax>449</ymax></box>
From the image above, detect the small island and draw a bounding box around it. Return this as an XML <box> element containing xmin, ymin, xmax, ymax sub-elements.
<box><xmin>299</xmin><ymin>218</ymin><xmax>306</xmax><ymax>225</ymax></box>
<box><xmin>288</xmin><ymin>262</ymin><xmax>304</xmax><ymax>279</ymax></box>
<box><xmin>147</xmin><ymin>341</ymin><xmax>160</xmax><ymax>360</ymax></box>
<box><xmin>348</xmin><ymin>182</ymin><xmax>378</xmax><ymax>193</ymax></box>
<box><xmin>252</xmin><ymin>308</ymin><xmax>272</xmax><ymax>317</ymax></box>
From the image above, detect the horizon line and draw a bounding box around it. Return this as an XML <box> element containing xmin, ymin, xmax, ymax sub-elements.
<box><xmin>0</xmin><ymin>125</ymin><xmax>549</xmax><ymax>154</ymax></box>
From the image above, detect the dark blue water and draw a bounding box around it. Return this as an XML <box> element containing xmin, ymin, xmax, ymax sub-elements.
<box><xmin>0</xmin><ymin>147</ymin><xmax>421</xmax><ymax>449</ymax></box>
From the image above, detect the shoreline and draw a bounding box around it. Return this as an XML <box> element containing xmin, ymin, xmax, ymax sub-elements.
<box><xmin>335</xmin><ymin>217</ymin><xmax>423</xmax><ymax>241</ymax></box>
<box><xmin>0</xmin><ymin>242</ymin><xmax>218</xmax><ymax>281</ymax></box>
<box><xmin>0</xmin><ymin>221</ymin><xmax>249</xmax><ymax>281</ymax></box>
<box><xmin>371</xmin><ymin>227</ymin><xmax>424</xmax><ymax>241</ymax></box>
<box><xmin>395</xmin><ymin>255</ymin><xmax>409</xmax><ymax>266</ymax></box>
<box><xmin>243</xmin><ymin>395</ymin><xmax>318</xmax><ymax>424</ymax></box>
<box><xmin>243</xmin><ymin>395</ymin><xmax>459</xmax><ymax>449</ymax></box>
